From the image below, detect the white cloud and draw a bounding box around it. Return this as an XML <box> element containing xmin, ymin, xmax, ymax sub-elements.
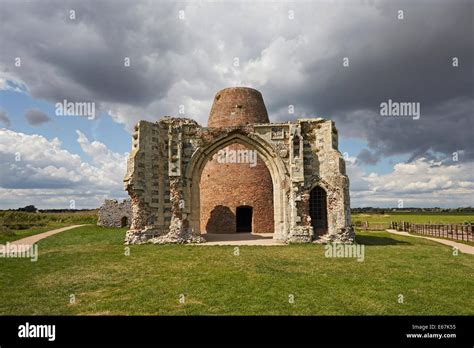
<box><xmin>347</xmin><ymin>158</ymin><xmax>474</xmax><ymax>207</ymax></box>
<box><xmin>0</xmin><ymin>71</ymin><xmax>28</xmax><ymax>93</ymax></box>
<box><xmin>0</xmin><ymin>128</ymin><xmax>472</xmax><ymax>209</ymax></box>
<box><xmin>0</xmin><ymin>129</ymin><xmax>128</xmax><ymax>209</ymax></box>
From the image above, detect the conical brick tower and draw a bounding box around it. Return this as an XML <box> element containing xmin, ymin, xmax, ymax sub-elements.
<box><xmin>200</xmin><ymin>87</ymin><xmax>274</xmax><ymax>234</ymax></box>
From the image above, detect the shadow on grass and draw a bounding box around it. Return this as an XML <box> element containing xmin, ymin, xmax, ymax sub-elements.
<box><xmin>356</xmin><ymin>234</ymin><xmax>411</xmax><ymax>246</ymax></box>
<box><xmin>203</xmin><ymin>233</ymin><xmax>273</xmax><ymax>242</ymax></box>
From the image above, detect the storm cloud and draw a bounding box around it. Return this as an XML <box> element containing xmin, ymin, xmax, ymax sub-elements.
<box><xmin>0</xmin><ymin>0</ymin><xmax>472</xmax><ymax>164</ymax></box>
<box><xmin>0</xmin><ymin>109</ymin><xmax>11</xmax><ymax>127</ymax></box>
<box><xmin>25</xmin><ymin>108</ymin><xmax>51</xmax><ymax>125</ymax></box>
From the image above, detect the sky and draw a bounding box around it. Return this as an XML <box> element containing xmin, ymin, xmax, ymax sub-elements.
<box><xmin>0</xmin><ymin>0</ymin><xmax>473</xmax><ymax>209</ymax></box>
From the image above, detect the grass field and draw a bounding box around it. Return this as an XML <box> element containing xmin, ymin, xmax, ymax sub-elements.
<box><xmin>0</xmin><ymin>225</ymin><xmax>472</xmax><ymax>315</ymax></box>
<box><xmin>352</xmin><ymin>212</ymin><xmax>474</xmax><ymax>225</ymax></box>
<box><xmin>0</xmin><ymin>211</ymin><xmax>97</xmax><ymax>244</ymax></box>
<box><xmin>0</xmin><ymin>224</ymin><xmax>74</xmax><ymax>244</ymax></box>
<box><xmin>2</xmin><ymin>211</ymin><xmax>471</xmax><ymax>245</ymax></box>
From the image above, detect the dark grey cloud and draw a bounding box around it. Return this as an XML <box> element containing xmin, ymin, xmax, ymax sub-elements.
<box><xmin>0</xmin><ymin>109</ymin><xmax>11</xmax><ymax>127</ymax></box>
<box><xmin>25</xmin><ymin>108</ymin><xmax>51</xmax><ymax>125</ymax></box>
<box><xmin>356</xmin><ymin>149</ymin><xmax>380</xmax><ymax>166</ymax></box>
<box><xmin>0</xmin><ymin>0</ymin><xmax>472</xmax><ymax>164</ymax></box>
<box><xmin>264</xmin><ymin>2</ymin><xmax>473</xmax><ymax>163</ymax></box>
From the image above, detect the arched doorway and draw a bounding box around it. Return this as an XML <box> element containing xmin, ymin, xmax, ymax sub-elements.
<box><xmin>185</xmin><ymin>132</ymin><xmax>289</xmax><ymax>241</ymax></box>
<box><xmin>309</xmin><ymin>186</ymin><xmax>327</xmax><ymax>236</ymax></box>
<box><xmin>236</xmin><ymin>206</ymin><xmax>253</xmax><ymax>232</ymax></box>
<box><xmin>199</xmin><ymin>142</ymin><xmax>274</xmax><ymax>234</ymax></box>
<box><xmin>121</xmin><ymin>216</ymin><xmax>128</xmax><ymax>228</ymax></box>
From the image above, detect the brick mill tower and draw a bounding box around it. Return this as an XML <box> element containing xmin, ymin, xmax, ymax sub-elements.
<box><xmin>200</xmin><ymin>87</ymin><xmax>274</xmax><ymax>234</ymax></box>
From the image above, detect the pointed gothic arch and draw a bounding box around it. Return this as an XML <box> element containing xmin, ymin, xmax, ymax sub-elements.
<box><xmin>184</xmin><ymin>131</ymin><xmax>290</xmax><ymax>241</ymax></box>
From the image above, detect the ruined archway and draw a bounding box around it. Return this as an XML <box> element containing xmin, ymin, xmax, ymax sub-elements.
<box><xmin>200</xmin><ymin>142</ymin><xmax>274</xmax><ymax>234</ymax></box>
<box><xmin>185</xmin><ymin>131</ymin><xmax>289</xmax><ymax>241</ymax></box>
<box><xmin>123</xmin><ymin>87</ymin><xmax>354</xmax><ymax>245</ymax></box>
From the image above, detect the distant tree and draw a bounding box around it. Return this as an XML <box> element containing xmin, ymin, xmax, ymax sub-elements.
<box><xmin>18</xmin><ymin>205</ymin><xmax>37</xmax><ymax>213</ymax></box>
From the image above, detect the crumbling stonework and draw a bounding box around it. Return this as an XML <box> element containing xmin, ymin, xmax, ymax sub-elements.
<box><xmin>124</xmin><ymin>87</ymin><xmax>354</xmax><ymax>244</ymax></box>
<box><xmin>97</xmin><ymin>199</ymin><xmax>132</xmax><ymax>228</ymax></box>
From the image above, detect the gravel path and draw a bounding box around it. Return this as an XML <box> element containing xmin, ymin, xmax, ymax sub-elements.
<box><xmin>386</xmin><ymin>229</ymin><xmax>474</xmax><ymax>255</ymax></box>
<box><xmin>3</xmin><ymin>225</ymin><xmax>86</xmax><ymax>254</ymax></box>
<box><xmin>198</xmin><ymin>233</ymin><xmax>286</xmax><ymax>246</ymax></box>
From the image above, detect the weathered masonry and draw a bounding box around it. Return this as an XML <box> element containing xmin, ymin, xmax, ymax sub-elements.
<box><xmin>97</xmin><ymin>199</ymin><xmax>132</xmax><ymax>228</ymax></box>
<box><xmin>124</xmin><ymin>87</ymin><xmax>354</xmax><ymax>244</ymax></box>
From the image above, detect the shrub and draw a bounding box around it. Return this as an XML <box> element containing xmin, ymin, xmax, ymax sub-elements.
<box><xmin>0</xmin><ymin>225</ymin><xmax>16</xmax><ymax>236</ymax></box>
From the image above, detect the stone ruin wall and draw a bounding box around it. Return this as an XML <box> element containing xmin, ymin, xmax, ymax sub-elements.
<box><xmin>123</xmin><ymin>115</ymin><xmax>354</xmax><ymax>244</ymax></box>
<box><xmin>97</xmin><ymin>199</ymin><xmax>132</xmax><ymax>228</ymax></box>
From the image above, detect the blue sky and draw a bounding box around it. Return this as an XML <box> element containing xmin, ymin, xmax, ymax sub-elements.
<box><xmin>1</xmin><ymin>87</ymin><xmax>405</xmax><ymax>174</ymax></box>
<box><xmin>1</xmin><ymin>89</ymin><xmax>131</xmax><ymax>158</ymax></box>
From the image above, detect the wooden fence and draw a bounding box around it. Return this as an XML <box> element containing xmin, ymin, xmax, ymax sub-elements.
<box><xmin>390</xmin><ymin>221</ymin><xmax>473</xmax><ymax>242</ymax></box>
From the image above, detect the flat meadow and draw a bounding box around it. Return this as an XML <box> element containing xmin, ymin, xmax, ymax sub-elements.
<box><xmin>0</xmin><ymin>212</ymin><xmax>473</xmax><ymax>315</ymax></box>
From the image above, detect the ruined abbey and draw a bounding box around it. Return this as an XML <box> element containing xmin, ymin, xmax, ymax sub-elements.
<box><xmin>124</xmin><ymin>87</ymin><xmax>354</xmax><ymax>244</ymax></box>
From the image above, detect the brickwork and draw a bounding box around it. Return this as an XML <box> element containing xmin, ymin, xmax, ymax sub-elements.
<box><xmin>201</xmin><ymin>87</ymin><xmax>274</xmax><ymax>234</ymax></box>
<box><xmin>200</xmin><ymin>143</ymin><xmax>274</xmax><ymax>234</ymax></box>
<box><xmin>208</xmin><ymin>87</ymin><xmax>269</xmax><ymax>127</ymax></box>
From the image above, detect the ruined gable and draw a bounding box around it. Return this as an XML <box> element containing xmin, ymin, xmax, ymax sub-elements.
<box><xmin>97</xmin><ymin>199</ymin><xmax>132</xmax><ymax>228</ymax></box>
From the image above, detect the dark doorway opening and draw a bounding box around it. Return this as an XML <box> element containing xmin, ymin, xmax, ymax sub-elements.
<box><xmin>121</xmin><ymin>216</ymin><xmax>128</xmax><ymax>228</ymax></box>
<box><xmin>309</xmin><ymin>186</ymin><xmax>327</xmax><ymax>235</ymax></box>
<box><xmin>236</xmin><ymin>206</ymin><xmax>252</xmax><ymax>232</ymax></box>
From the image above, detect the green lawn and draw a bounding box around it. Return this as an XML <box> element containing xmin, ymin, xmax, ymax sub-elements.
<box><xmin>352</xmin><ymin>212</ymin><xmax>474</xmax><ymax>224</ymax></box>
<box><xmin>0</xmin><ymin>226</ymin><xmax>472</xmax><ymax>315</ymax></box>
<box><xmin>0</xmin><ymin>223</ymin><xmax>73</xmax><ymax>244</ymax></box>
<box><xmin>0</xmin><ymin>211</ymin><xmax>96</xmax><ymax>243</ymax></box>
